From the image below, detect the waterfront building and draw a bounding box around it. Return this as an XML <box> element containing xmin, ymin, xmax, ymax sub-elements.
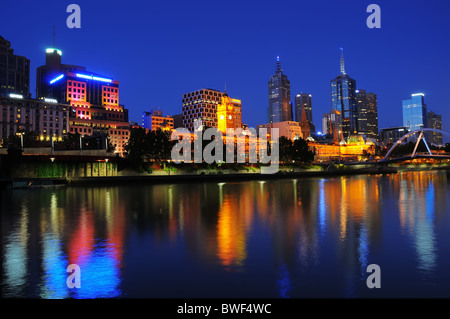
<box><xmin>39</xmin><ymin>48</ymin><xmax>130</xmax><ymax>156</ymax></box>
<box><xmin>427</xmin><ymin>111</ymin><xmax>443</xmax><ymax>146</ymax></box>
<box><xmin>142</xmin><ymin>110</ymin><xmax>174</xmax><ymax>132</ymax></box>
<box><xmin>402</xmin><ymin>93</ymin><xmax>427</xmax><ymax>133</ymax></box>
<box><xmin>330</xmin><ymin>48</ymin><xmax>357</xmax><ymax>137</ymax></box>
<box><xmin>379</xmin><ymin>126</ymin><xmax>409</xmax><ymax>146</ymax></box>
<box><xmin>356</xmin><ymin>90</ymin><xmax>378</xmax><ymax>140</ymax></box>
<box><xmin>0</xmin><ymin>94</ymin><xmax>69</xmax><ymax>143</ymax></box>
<box><xmin>0</xmin><ymin>36</ymin><xmax>30</xmax><ymax>98</ymax></box>
<box><xmin>217</xmin><ymin>94</ymin><xmax>242</xmax><ymax>133</ymax></box>
<box><xmin>257</xmin><ymin>121</ymin><xmax>302</xmax><ymax>140</ymax></box>
<box><xmin>268</xmin><ymin>56</ymin><xmax>292</xmax><ymax>123</ymax></box>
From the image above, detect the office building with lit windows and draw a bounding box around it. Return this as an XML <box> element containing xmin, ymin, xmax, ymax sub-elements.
<box><xmin>37</xmin><ymin>48</ymin><xmax>130</xmax><ymax>156</ymax></box>
<box><xmin>295</xmin><ymin>93</ymin><xmax>315</xmax><ymax>135</ymax></box>
<box><xmin>268</xmin><ymin>57</ymin><xmax>292</xmax><ymax>123</ymax></box>
<box><xmin>182</xmin><ymin>88</ymin><xmax>241</xmax><ymax>132</ymax></box>
<box><xmin>427</xmin><ymin>111</ymin><xmax>443</xmax><ymax>146</ymax></box>
<box><xmin>0</xmin><ymin>36</ymin><xmax>30</xmax><ymax>98</ymax></box>
<box><xmin>331</xmin><ymin>48</ymin><xmax>357</xmax><ymax>138</ymax></box>
<box><xmin>142</xmin><ymin>110</ymin><xmax>174</xmax><ymax>132</ymax></box>
<box><xmin>0</xmin><ymin>94</ymin><xmax>69</xmax><ymax>144</ymax></box>
<box><xmin>402</xmin><ymin>93</ymin><xmax>427</xmax><ymax>133</ymax></box>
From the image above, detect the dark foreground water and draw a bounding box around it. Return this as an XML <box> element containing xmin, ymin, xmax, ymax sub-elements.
<box><xmin>1</xmin><ymin>171</ymin><xmax>450</xmax><ymax>298</ymax></box>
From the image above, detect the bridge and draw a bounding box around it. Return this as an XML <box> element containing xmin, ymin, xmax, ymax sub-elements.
<box><xmin>379</xmin><ymin>128</ymin><xmax>450</xmax><ymax>163</ymax></box>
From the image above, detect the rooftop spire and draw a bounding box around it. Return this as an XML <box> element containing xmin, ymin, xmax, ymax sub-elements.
<box><xmin>276</xmin><ymin>56</ymin><xmax>282</xmax><ymax>73</ymax></box>
<box><xmin>339</xmin><ymin>47</ymin><xmax>346</xmax><ymax>75</ymax></box>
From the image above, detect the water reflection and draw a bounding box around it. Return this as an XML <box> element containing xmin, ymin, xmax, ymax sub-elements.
<box><xmin>1</xmin><ymin>170</ymin><xmax>449</xmax><ymax>298</ymax></box>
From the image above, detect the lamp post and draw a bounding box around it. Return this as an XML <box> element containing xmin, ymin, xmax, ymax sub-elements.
<box><xmin>16</xmin><ymin>132</ymin><xmax>25</xmax><ymax>151</ymax></box>
<box><xmin>50</xmin><ymin>157</ymin><xmax>55</xmax><ymax>178</ymax></box>
<box><xmin>105</xmin><ymin>158</ymin><xmax>109</xmax><ymax>177</ymax></box>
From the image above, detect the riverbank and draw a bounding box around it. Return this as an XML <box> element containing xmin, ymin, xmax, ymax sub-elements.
<box><xmin>3</xmin><ymin>164</ymin><xmax>449</xmax><ymax>188</ymax></box>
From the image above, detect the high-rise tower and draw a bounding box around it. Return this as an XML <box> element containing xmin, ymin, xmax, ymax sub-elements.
<box><xmin>330</xmin><ymin>48</ymin><xmax>357</xmax><ymax>138</ymax></box>
<box><xmin>268</xmin><ymin>56</ymin><xmax>292</xmax><ymax>123</ymax></box>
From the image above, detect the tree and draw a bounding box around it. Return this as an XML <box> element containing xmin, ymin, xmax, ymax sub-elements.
<box><xmin>63</xmin><ymin>132</ymin><xmax>81</xmax><ymax>150</ymax></box>
<box><xmin>125</xmin><ymin>127</ymin><xmax>147</xmax><ymax>168</ymax></box>
<box><xmin>291</xmin><ymin>138</ymin><xmax>315</xmax><ymax>163</ymax></box>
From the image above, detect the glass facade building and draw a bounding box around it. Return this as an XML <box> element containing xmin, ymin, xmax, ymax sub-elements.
<box><xmin>330</xmin><ymin>48</ymin><xmax>357</xmax><ymax>138</ymax></box>
<box><xmin>402</xmin><ymin>93</ymin><xmax>427</xmax><ymax>133</ymax></box>
<box><xmin>268</xmin><ymin>57</ymin><xmax>292</xmax><ymax>123</ymax></box>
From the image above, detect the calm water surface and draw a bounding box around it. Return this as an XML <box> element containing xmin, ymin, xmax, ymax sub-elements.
<box><xmin>2</xmin><ymin>171</ymin><xmax>450</xmax><ymax>298</ymax></box>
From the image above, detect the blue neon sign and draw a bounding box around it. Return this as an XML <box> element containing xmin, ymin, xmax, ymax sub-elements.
<box><xmin>49</xmin><ymin>74</ymin><xmax>64</xmax><ymax>84</ymax></box>
<box><xmin>76</xmin><ymin>73</ymin><xmax>113</xmax><ymax>83</ymax></box>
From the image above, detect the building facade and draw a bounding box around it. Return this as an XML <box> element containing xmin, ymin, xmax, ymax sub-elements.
<box><xmin>39</xmin><ymin>48</ymin><xmax>130</xmax><ymax>156</ymax></box>
<box><xmin>330</xmin><ymin>48</ymin><xmax>357</xmax><ymax>138</ymax></box>
<box><xmin>268</xmin><ymin>57</ymin><xmax>292</xmax><ymax>123</ymax></box>
<box><xmin>217</xmin><ymin>94</ymin><xmax>242</xmax><ymax>133</ymax></box>
<box><xmin>402</xmin><ymin>93</ymin><xmax>427</xmax><ymax>133</ymax></box>
<box><xmin>379</xmin><ymin>126</ymin><xmax>409</xmax><ymax>146</ymax></box>
<box><xmin>182</xmin><ymin>88</ymin><xmax>222</xmax><ymax>131</ymax></box>
<box><xmin>427</xmin><ymin>111</ymin><xmax>443</xmax><ymax>146</ymax></box>
<box><xmin>356</xmin><ymin>90</ymin><xmax>378</xmax><ymax>140</ymax></box>
<box><xmin>257</xmin><ymin>121</ymin><xmax>302</xmax><ymax>140</ymax></box>
<box><xmin>1</xmin><ymin>94</ymin><xmax>69</xmax><ymax>143</ymax></box>
<box><xmin>0</xmin><ymin>36</ymin><xmax>30</xmax><ymax>98</ymax></box>
<box><xmin>142</xmin><ymin>110</ymin><xmax>174</xmax><ymax>132</ymax></box>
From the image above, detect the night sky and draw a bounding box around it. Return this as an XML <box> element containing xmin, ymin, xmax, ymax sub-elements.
<box><xmin>1</xmin><ymin>0</ymin><xmax>449</xmax><ymax>141</ymax></box>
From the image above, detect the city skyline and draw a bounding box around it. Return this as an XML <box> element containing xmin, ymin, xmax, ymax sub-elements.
<box><xmin>1</xmin><ymin>0</ymin><xmax>449</xmax><ymax>141</ymax></box>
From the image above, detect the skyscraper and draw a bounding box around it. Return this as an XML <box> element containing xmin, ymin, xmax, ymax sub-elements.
<box><xmin>402</xmin><ymin>93</ymin><xmax>427</xmax><ymax>133</ymax></box>
<box><xmin>355</xmin><ymin>90</ymin><xmax>378</xmax><ymax>140</ymax></box>
<box><xmin>0</xmin><ymin>36</ymin><xmax>30</xmax><ymax>98</ymax></box>
<box><xmin>330</xmin><ymin>48</ymin><xmax>357</xmax><ymax>138</ymax></box>
<box><xmin>268</xmin><ymin>56</ymin><xmax>292</xmax><ymax>123</ymax></box>
<box><xmin>427</xmin><ymin>111</ymin><xmax>443</xmax><ymax>145</ymax></box>
<box><xmin>366</xmin><ymin>92</ymin><xmax>378</xmax><ymax>140</ymax></box>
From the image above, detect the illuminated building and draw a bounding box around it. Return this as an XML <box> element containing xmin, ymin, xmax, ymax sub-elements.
<box><xmin>330</xmin><ymin>48</ymin><xmax>357</xmax><ymax>138</ymax></box>
<box><xmin>379</xmin><ymin>126</ymin><xmax>409</xmax><ymax>146</ymax></box>
<box><xmin>257</xmin><ymin>121</ymin><xmax>302</xmax><ymax>140</ymax></box>
<box><xmin>39</xmin><ymin>48</ymin><xmax>130</xmax><ymax>156</ymax></box>
<box><xmin>0</xmin><ymin>36</ymin><xmax>30</xmax><ymax>98</ymax></box>
<box><xmin>0</xmin><ymin>94</ymin><xmax>69</xmax><ymax>143</ymax></box>
<box><xmin>268</xmin><ymin>56</ymin><xmax>292</xmax><ymax>123</ymax></box>
<box><xmin>402</xmin><ymin>93</ymin><xmax>427</xmax><ymax>133</ymax></box>
<box><xmin>142</xmin><ymin>110</ymin><xmax>174</xmax><ymax>132</ymax></box>
<box><xmin>182</xmin><ymin>88</ymin><xmax>222</xmax><ymax>131</ymax></box>
<box><xmin>182</xmin><ymin>89</ymin><xmax>241</xmax><ymax>132</ymax></box>
<box><xmin>426</xmin><ymin>111</ymin><xmax>442</xmax><ymax>146</ymax></box>
<box><xmin>294</xmin><ymin>93</ymin><xmax>315</xmax><ymax>133</ymax></box>
<box><xmin>310</xmin><ymin>135</ymin><xmax>375</xmax><ymax>161</ymax></box>
<box><xmin>299</xmin><ymin>104</ymin><xmax>311</xmax><ymax>139</ymax></box>
<box><xmin>322</xmin><ymin>110</ymin><xmax>342</xmax><ymax>142</ymax></box>
<box><xmin>217</xmin><ymin>94</ymin><xmax>242</xmax><ymax>133</ymax></box>
<box><xmin>366</xmin><ymin>92</ymin><xmax>378</xmax><ymax>140</ymax></box>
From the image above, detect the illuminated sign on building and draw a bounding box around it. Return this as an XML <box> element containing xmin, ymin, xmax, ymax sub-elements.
<box><xmin>49</xmin><ymin>74</ymin><xmax>64</xmax><ymax>84</ymax></box>
<box><xmin>46</xmin><ymin>48</ymin><xmax>62</xmax><ymax>56</ymax></box>
<box><xmin>44</xmin><ymin>98</ymin><xmax>58</xmax><ymax>103</ymax></box>
<box><xmin>9</xmin><ymin>93</ymin><xmax>23</xmax><ymax>99</ymax></box>
<box><xmin>76</xmin><ymin>73</ymin><xmax>113</xmax><ymax>83</ymax></box>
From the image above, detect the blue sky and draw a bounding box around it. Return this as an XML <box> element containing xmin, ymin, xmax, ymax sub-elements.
<box><xmin>1</xmin><ymin>0</ymin><xmax>449</xmax><ymax>140</ymax></box>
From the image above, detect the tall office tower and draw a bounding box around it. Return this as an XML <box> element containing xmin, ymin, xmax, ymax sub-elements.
<box><xmin>217</xmin><ymin>93</ymin><xmax>242</xmax><ymax>133</ymax></box>
<box><xmin>182</xmin><ymin>88</ymin><xmax>225</xmax><ymax>131</ymax></box>
<box><xmin>330</xmin><ymin>47</ymin><xmax>357</xmax><ymax>138</ymax></box>
<box><xmin>366</xmin><ymin>92</ymin><xmax>378</xmax><ymax>140</ymax></box>
<box><xmin>0</xmin><ymin>36</ymin><xmax>30</xmax><ymax>98</ymax></box>
<box><xmin>295</xmin><ymin>93</ymin><xmax>315</xmax><ymax>132</ymax></box>
<box><xmin>402</xmin><ymin>93</ymin><xmax>427</xmax><ymax>133</ymax></box>
<box><xmin>355</xmin><ymin>90</ymin><xmax>368</xmax><ymax>135</ymax></box>
<box><xmin>36</xmin><ymin>48</ymin><xmax>86</xmax><ymax>99</ymax></box>
<box><xmin>427</xmin><ymin>111</ymin><xmax>443</xmax><ymax>145</ymax></box>
<box><xmin>268</xmin><ymin>56</ymin><xmax>292</xmax><ymax>123</ymax></box>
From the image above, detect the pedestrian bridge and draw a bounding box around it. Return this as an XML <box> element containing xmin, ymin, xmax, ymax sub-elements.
<box><xmin>379</xmin><ymin>128</ymin><xmax>450</xmax><ymax>163</ymax></box>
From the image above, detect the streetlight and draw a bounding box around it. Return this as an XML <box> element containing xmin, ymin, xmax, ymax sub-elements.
<box><xmin>16</xmin><ymin>132</ymin><xmax>25</xmax><ymax>151</ymax></box>
<box><xmin>105</xmin><ymin>158</ymin><xmax>109</xmax><ymax>177</ymax></box>
<box><xmin>50</xmin><ymin>157</ymin><xmax>55</xmax><ymax>178</ymax></box>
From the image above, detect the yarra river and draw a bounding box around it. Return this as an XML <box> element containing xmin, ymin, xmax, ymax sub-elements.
<box><xmin>1</xmin><ymin>170</ymin><xmax>450</xmax><ymax>298</ymax></box>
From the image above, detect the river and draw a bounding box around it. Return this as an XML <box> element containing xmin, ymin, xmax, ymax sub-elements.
<box><xmin>1</xmin><ymin>170</ymin><xmax>450</xmax><ymax>298</ymax></box>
